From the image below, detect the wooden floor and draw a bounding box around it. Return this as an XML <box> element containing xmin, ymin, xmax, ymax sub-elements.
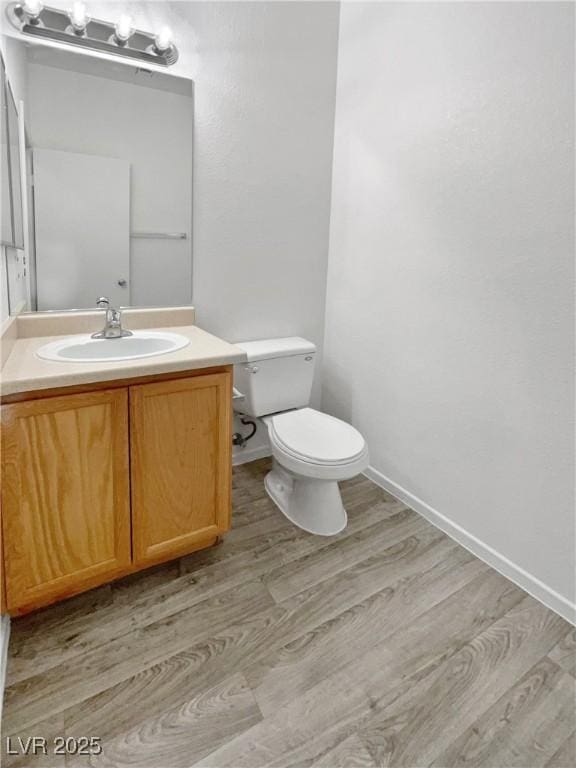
<box><xmin>2</xmin><ymin>459</ymin><xmax>575</xmax><ymax>767</ymax></box>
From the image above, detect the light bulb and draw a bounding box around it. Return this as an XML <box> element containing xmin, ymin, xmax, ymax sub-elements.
<box><xmin>69</xmin><ymin>1</ymin><xmax>89</xmax><ymax>33</ymax></box>
<box><xmin>114</xmin><ymin>13</ymin><xmax>133</xmax><ymax>43</ymax></box>
<box><xmin>22</xmin><ymin>0</ymin><xmax>43</xmax><ymax>20</ymax></box>
<box><xmin>154</xmin><ymin>26</ymin><xmax>173</xmax><ymax>52</ymax></box>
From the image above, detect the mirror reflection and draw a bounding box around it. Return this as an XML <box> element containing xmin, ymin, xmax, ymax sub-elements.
<box><xmin>1</xmin><ymin>39</ymin><xmax>193</xmax><ymax>314</ymax></box>
<box><xmin>1</xmin><ymin>53</ymin><xmax>13</xmax><ymax>248</ymax></box>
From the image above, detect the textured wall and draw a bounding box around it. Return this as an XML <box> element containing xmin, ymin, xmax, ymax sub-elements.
<box><xmin>324</xmin><ymin>1</ymin><xmax>575</xmax><ymax>609</ymax></box>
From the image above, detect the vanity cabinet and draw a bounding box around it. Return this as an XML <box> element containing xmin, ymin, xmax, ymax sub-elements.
<box><xmin>1</xmin><ymin>368</ymin><xmax>232</xmax><ymax>614</ymax></box>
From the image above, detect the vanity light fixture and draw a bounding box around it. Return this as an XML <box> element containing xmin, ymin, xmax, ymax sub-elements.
<box><xmin>67</xmin><ymin>1</ymin><xmax>89</xmax><ymax>35</ymax></box>
<box><xmin>6</xmin><ymin>2</ymin><xmax>179</xmax><ymax>66</ymax></box>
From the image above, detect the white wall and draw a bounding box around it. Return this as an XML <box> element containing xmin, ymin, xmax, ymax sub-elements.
<box><xmin>183</xmin><ymin>1</ymin><xmax>338</xmax><ymax>356</ymax></box>
<box><xmin>324</xmin><ymin>1</ymin><xmax>575</xmax><ymax>618</ymax></box>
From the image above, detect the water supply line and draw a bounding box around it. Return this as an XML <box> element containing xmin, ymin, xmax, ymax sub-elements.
<box><xmin>233</xmin><ymin>417</ymin><xmax>257</xmax><ymax>448</ymax></box>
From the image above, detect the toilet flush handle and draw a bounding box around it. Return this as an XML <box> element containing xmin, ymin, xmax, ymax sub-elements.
<box><xmin>245</xmin><ymin>364</ymin><xmax>259</xmax><ymax>374</ymax></box>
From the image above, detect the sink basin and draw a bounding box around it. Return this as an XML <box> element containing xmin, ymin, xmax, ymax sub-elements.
<box><xmin>36</xmin><ymin>330</ymin><xmax>190</xmax><ymax>363</ymax></box>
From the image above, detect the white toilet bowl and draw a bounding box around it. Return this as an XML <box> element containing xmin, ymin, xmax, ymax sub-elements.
<box><xmin>234</xmin><ymin>337</ymin><xmax>369</xmax><ymax>536</ymax></box>
<box><xmin>262</xmin><ymin>408</ymin><xmax>369</xmax><ymax>535</ymax></box>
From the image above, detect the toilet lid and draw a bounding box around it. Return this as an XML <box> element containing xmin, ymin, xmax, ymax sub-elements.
<box><xmin>269</xmin><ymin>408</ymin><xmax>366</xmax><ymax>465</ymax></box>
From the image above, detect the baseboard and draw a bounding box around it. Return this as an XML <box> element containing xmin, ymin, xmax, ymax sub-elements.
<box><xmin>0</xmin><ymin>615</ymin><xmax>11</xmax><ymax>725</ymax></box>
<box><xmin>232</xmin><ymin>445</ymin><xmax>272</xmax><ymax>467</ymax></box>
<box><xmin>364</xmin><ymin>465</ymin><xmax>576</xmax><ymax>626</ymax></box>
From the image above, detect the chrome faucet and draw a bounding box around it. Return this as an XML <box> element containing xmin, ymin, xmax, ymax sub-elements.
<box><xmin>92</xmin><ymin>297</ymin><xmax>133</xmax><ymax>339</ymax></box>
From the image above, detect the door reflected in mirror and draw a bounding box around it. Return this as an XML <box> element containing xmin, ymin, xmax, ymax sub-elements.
<box><xmin>3</xmin><ymin>39</ymin><xmax>193</xmax><ymax>314</ymax></box>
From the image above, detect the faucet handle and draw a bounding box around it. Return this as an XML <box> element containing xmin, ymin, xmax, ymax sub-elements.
<box><xmin>96</xmin><ymin>297</ymin><xmax>110</xmax><ymax>309</ymax></box>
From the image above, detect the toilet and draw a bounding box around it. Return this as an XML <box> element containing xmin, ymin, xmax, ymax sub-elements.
<box><xmin>234</xmin><ymin>337</ymin><xmax>369</xmax><ymax>535</ymax></box>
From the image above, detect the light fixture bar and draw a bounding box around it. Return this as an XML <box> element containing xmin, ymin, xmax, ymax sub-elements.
<box><xmin>6</xmin><ymin>2</ymin><xmax>179</xmax><ymax>67</ymax></box>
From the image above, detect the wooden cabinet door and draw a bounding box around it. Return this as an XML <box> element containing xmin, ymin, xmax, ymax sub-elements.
<box><xmin>1</xmin><ymin>389</ymin><xmax>131</xmax><ymax>612</ymax></box>
<box><xmin>130</xmin><ymin>371</ymin><xmax>232</xmax><ymax>566</ymax></box>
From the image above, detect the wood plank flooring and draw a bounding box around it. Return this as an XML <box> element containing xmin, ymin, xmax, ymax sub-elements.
<box><xmin>1</xmin><ymin>458</ymin><xmax>574</xmax><ymax>767</ymax></box>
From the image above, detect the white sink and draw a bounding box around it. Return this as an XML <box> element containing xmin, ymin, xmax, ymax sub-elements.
<box><xmin>36</xmin><ymin>330</ymin><xmax>190</xmax><ymax>363</ymax></box>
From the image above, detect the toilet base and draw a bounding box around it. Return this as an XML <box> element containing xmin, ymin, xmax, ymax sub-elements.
<box><xmin>264</xmin><ymin>462</ymin><xmax>347</xmax><ymax>536</ymax></box>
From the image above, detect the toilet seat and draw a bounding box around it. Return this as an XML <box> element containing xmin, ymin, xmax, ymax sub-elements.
<box><xmin>267</xmin><ymin>408</ymin><xmax>366</xmax><ymax>465</ymax></box>
<box><xmin>264</xmin><ymin>408</ymin><xmax>369</xmax><ymax>480</ymax></box>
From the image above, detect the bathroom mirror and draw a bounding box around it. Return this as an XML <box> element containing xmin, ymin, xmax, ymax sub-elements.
<box><xmin>1</xmin><ymin>51</ymin><xmax>24</xmax><ymax>250</ymax></box>
<box><xmin>2</xmin><ymin>38</ymin><xmax>193</xmax><ymax>313</ymax></box>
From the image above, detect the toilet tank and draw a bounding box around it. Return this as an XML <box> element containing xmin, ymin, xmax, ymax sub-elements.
<box><xmin>234</xmin><ymin>337</ymin><xmax>317</xmax><ymax>417</ymax></box>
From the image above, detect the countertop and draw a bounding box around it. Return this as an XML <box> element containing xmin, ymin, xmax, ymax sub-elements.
<box><xmin>0</xmin><ymin>324</ymin><xmax>247</xmax><ymax>398</ymax></box>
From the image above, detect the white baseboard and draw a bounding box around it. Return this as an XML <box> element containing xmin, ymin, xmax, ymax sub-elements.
<box><xmin>233</xmin><ymin>445</ymin><xmax>272</xmax><ymax>467</ymax></box>
<box><xmin>364</xmin><ymin>465</ymin><xmax>576</xmax><ymax>626</ymax></box>
<box><xmin>0</xmin><ymin>615</ymin><xmax>11</xmax><ymax>725</ymax></box>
